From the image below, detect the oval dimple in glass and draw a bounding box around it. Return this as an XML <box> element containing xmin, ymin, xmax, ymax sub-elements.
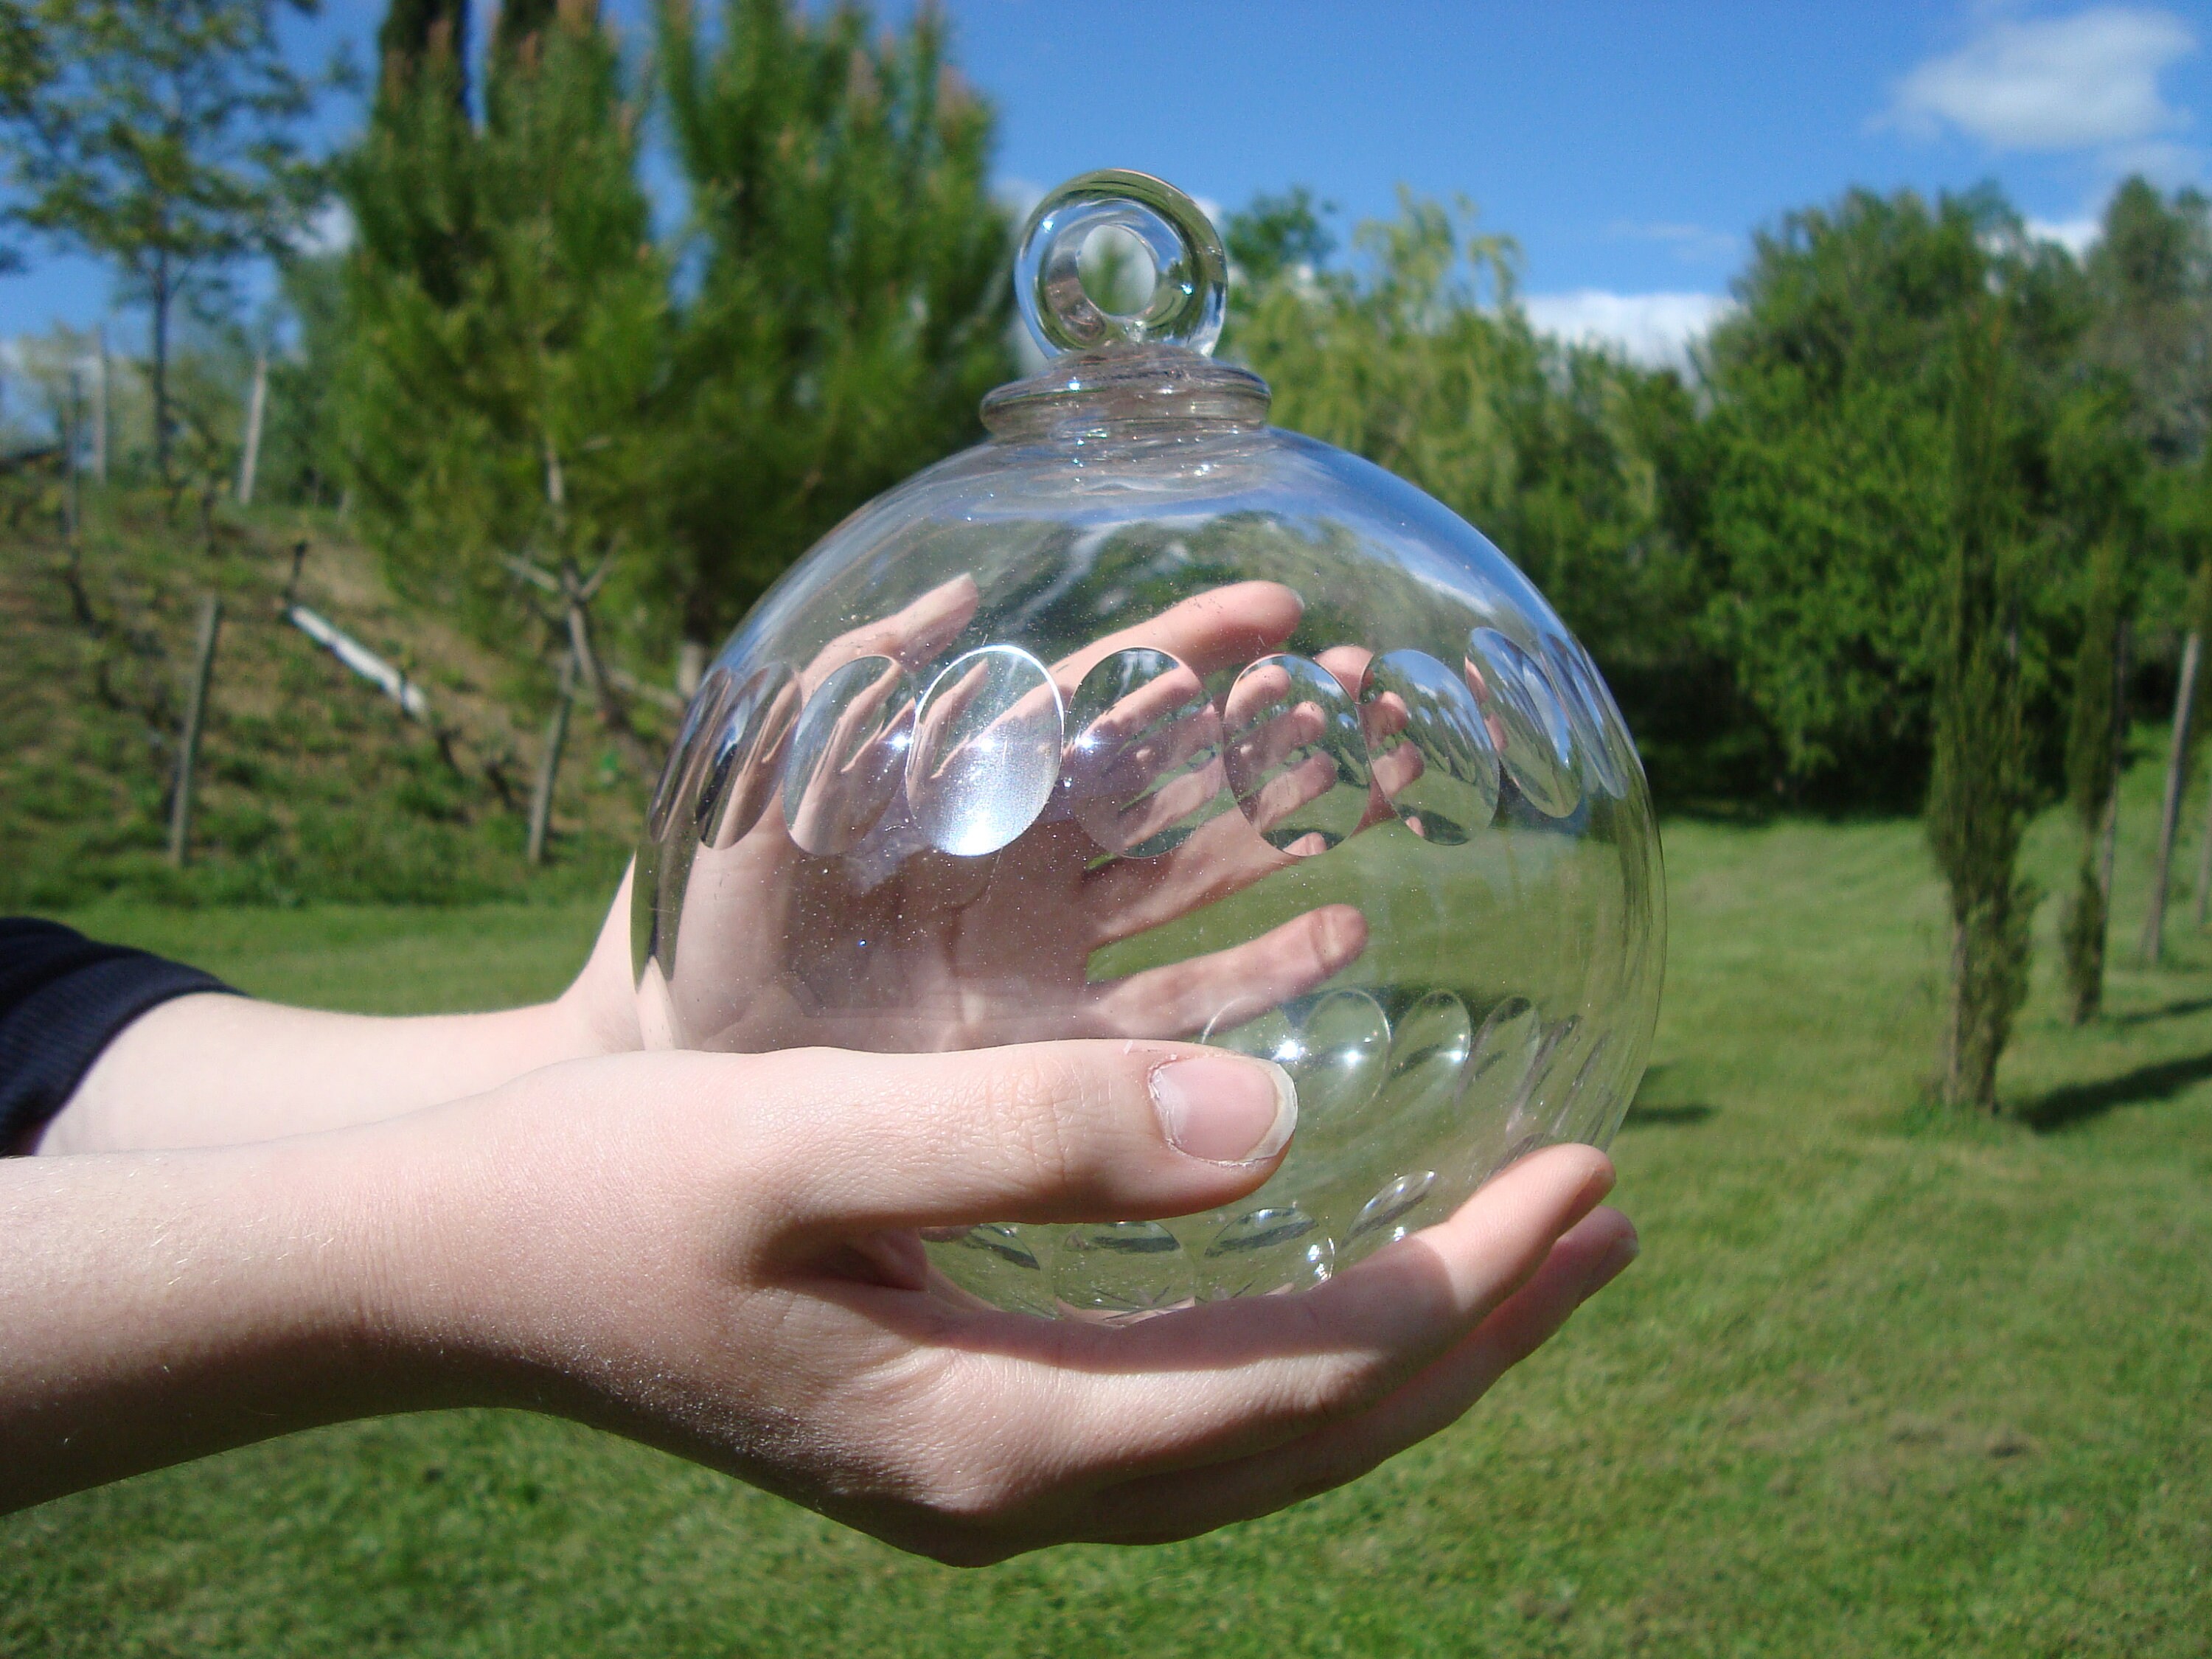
<box><xmin>1054</xmin><ymin>1221</ymin><xmax>1194</xmax><ymax>1322</ymax></box>
<box><xmin>1342</xmin><ymin>1170</ymin><xmax>1441</xmax><ymax>1263</ymax></box>
<box><xmin>1466</xmin><ymin>627</ymin><xmax>1581</xmax><ymax>821</ymax></box>
<box><xmin>782</xmin><ymin>655</ymin><xmax>917</xmax><ymax>857</ymax></box>
<box><xmin>930</xmin><ymin>1223</ymin><xmax>1055</xmax><ymax>1317</ymax></box>
<box><xmin>646</xmin><ymin>663</ymin><xmax>740</xmax><ymax>845</ymax></box>
<box><xmin>1200</xmin><ymin>1206</ymin><xmax>1332</xmax><ymax>1299</ymax></box>
<box><xmin>1360</xmin><ymin>647</ymin><xmax>1500</xmax><ymax>845</ymax></box>
<box><xmin>908</xmin><ymin>644</ymin><xmax>1064</xmax><ymax>858</ymax></box>
<box><xmin>1222</xmin><ymin>653</ymin><xmax>1373</xmax><ymax>855</ymax></box>
<box><xmin>1543</xmin><ymin>636</ymin><xmax>1630</xmax><ymax>802</ymax></box>
<box><xmin>634</xmin><ymin>167</ymin><xmax>1666</xmax><ymax>1321</ymax></box>
<box><xmin>1060</xmin><ymin>647</ymin><xmax>1230</xmax><ymax>859</ymax></box>
<box><xmin>1290</xmin><ymin>988</ymin><xmax>1393</xmax><ymax>1135</ymax></box>
<box><xmin>698</xmin><ymin>662</ymin><xmax>799</xmax><ymax>849</ymax></box>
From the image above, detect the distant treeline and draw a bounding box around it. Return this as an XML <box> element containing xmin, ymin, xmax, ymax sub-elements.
<box><xmin>7</xmin><ymin>1</ymin><xmax>2208</xmax><ymax>818</ymax></box>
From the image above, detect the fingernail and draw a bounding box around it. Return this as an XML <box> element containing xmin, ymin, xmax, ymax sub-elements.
<box><xmin>1151</xmin><ymin>1056</ymin><xmax>1298</xmax><ymax>1164</ymax></box>
<box><xmin>1583</xmin><ymin>1228</ymin><xmax>1641</xmax><ymax>1301</ymax></box>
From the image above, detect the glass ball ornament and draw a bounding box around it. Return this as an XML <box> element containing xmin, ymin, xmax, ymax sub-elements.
<box><xmin>633</xmin><ymin>170</ymin><xmax>1664</xmax><ymax>1321</ymax></box>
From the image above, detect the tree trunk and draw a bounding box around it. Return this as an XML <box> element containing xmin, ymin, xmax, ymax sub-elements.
<box><xmin>1941</xmin><ymin>920</ymin><xmax>1970</xmax><ymax>1105</ymax></box>
<box><xmin>237</xmin><ymin>351</ymin><xmax>268</xmax><ymax>507</ymax></box>
<box><xmin>526</xmin><ymin>652</ymin><xmax>575</xmax><ymax>866</ymax></box>
<box><xmin>561</xmin><ymin>582</ymin><xmax>653</xmax><ymax>776</ymax></box>
<box><xmin>2141</xmin><ymin>630</ymin><xmax>2201</xmax><ymax>962</ymax></box>
<box><xmin>2196</xmin><ymin>762</ymin><xmax>2212</xmax><ymax>928</ymax></box>
<box><xmin>2099</xmin><ymin>624</ymin><xmax>2130</xmax><ymax>905</ymax></box>
<box><xmin>151</xmin><ymin>250</ymin><xmax>172</xmax><ymax>481</ymax></box>
<box><xmin>167</xmin><ymin>594</ymin><xmax>223</xmax><ymax>869</ymax></box>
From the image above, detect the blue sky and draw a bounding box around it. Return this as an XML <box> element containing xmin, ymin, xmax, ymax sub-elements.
<box><xmin>2</xmin><ymin>0</ymin><xmax>2206</xmax><ymax>365</ymax></box>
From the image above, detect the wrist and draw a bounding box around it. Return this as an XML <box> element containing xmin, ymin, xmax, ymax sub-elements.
<box><xmin>0</xmin><ymin>1130</ymin><xmax>475</xmax><ymax>1510</ymax></box>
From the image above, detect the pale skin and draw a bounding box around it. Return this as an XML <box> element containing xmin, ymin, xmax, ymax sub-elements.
<box><xmin>7</xmin><ymin>582</ymin><xmax>1637</xmax><ymax>1562</ymax></box>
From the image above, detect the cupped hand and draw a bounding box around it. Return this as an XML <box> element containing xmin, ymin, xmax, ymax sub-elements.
<box><xmin>378</xmin><ymin>1041</ymin><xmax>1635</xmax><ymax>1565</ymax></box>
<box><xmin>619</xmin><ymin>578</ymin><xmax>1402</xmax><ymax>1056</ymax></box>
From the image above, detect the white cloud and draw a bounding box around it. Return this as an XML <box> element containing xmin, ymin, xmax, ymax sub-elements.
<box><xmin>1887</xmin><ymin>7</ymin><xmax>2197</xmax><ymax>152</ymax></box>
<box><xmin>1522</xmin><ymin>290</ymin><xmax>1733</xmax><ymax>369</ymax></box>
<box><xmin>292</xmin><ymin>199</ymin><xmax>355</xmax><ymax>257</ymax></box>
<box><xmin>2027</xmin><ymin>214</ymin><xmax>2101</xmax><ymax>253</ymax></box>
<box><xmin>1607</xmin><ymin>220</ymin><xmax>1739</xmax><ymax>265</ymax></box>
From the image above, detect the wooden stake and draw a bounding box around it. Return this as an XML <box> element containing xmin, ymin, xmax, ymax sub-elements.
<box><xmin>2098</xmin><ymin>624</ymin><xmax>2129</xmax><ymax>908</ymax></box>
<box><xmin>677</xmin><ymin>639</ymin><xmax>707</xmax><ymax>699</ymax></box>
<box><xmin>2141</xmin><ymin>630</ymin><xmax>2201</xmax><ymax>961</ymax></box>
<box><xmin>91</xmin><ymin>323</ymin><xmax>108</xmax><ymax>484</ymax></box>
<box><xmin>2197</xmin><ymin>754</ymin><xmax>2212</xmax><ymax>928</ymax></box>
<box><xmin>167</xmin><ymin>594</ymin><xmax>223</xmax><ymax>869</ymax></box>
<box><xmin>64</xmin><ymin>366</ymin><xmax>82</xmax><ymax>542</ymax></box>
<box><xmin>237</xmin><ymin>350</ymin><xmax>268</xmax><ymax>507</ymax></box>
<box><xmin>526</xmin><ymin>653</ymin><xmax>575</xmax><ymax>866</ymax></box>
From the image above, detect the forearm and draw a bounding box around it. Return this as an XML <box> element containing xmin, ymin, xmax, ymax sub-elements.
<box><xmin>0</xmin><ymin>1133</ymin><xmax>465</xmax><ymax>1512</ymax></box>
<box><xmin>31</xmin><ymin>872</ymin><xmax>642</xmax><ymax>1155</ymax></box>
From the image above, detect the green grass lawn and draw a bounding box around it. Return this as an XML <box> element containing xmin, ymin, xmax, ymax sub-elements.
<box><xmin>7</xmin><ymin>755</ymin><xmax>2212</xmax><ymax>1656</ymax></box>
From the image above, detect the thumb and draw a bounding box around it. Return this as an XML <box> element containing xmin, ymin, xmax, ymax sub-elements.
<box><xmin>728</xmin><ymin>1041</ymin><xmax>1297</xmax><ymax>1241</ymax></box>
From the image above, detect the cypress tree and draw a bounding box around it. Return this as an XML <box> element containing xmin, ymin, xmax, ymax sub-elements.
<box><xmin>493</xmin><ymin>0</ymin><xmax>563</xmax><ymax>60</ymax></box>
<box><xmin>2060</xmin><ymin>540</ymin><xmax>2123</xmax><ymax>1020</ymax></box>
<box><xmin>338</xmin><ymin>0</ymin><xmax>667</xmax><ymax>720</ymax></box>
<box><xmin>1928</xmin><ymin>303</ymin><xmax>2037</xmax><ymax>1111</ymax></box>
<box><xmin>654</xmin><ymin>0</ymin><xmax>1014</xmax><ymax>641</ymax></box>
<box><xmin>378</xmin><ymin>0</ymin><xmax>469</xmax><ymax>90</ymax></box>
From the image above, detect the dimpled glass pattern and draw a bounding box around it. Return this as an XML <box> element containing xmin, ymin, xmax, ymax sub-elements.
<box><xmin>633</xmin><ymin>170</ymin><xmax>1665</xmax><ymax>1319</ymax></box>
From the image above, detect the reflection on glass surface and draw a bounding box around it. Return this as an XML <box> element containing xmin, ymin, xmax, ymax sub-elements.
<box><xmin>633</xmin><ymin>170</ymin><xmax>1666</xmax><ymax>1318</ymax></box>
<box><xmin>1223</xmin><ymin>653</ymin><xmax>1373</xmax><ymax>855</ymax></box>
<box><xmin>1060</xmin><ymin>647</ymin><xmax>1230</xmax><ymax>858</ymax></box>
<box><xmin>909</xmin><ymin>644</ymin><xmax>1064</xmax><ymax>858</ymax></box>
<box><xmin>1361</xmin><ymin>648</ymin><xmax>1500</xmax><ymax>844</ymax></box>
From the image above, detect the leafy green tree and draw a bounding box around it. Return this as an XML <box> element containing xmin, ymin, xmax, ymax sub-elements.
<box><xmin>338</xmin><ymin>0</ymin><xmax>666</xmax><ymax>695</ymax></box>
<box><xmin>1929</xmin><ymin>305</ymin><xmax>2037</xmax><ymax>1111</ymax></box>
<box><xmin>0</xmin><ymin>3</ymin><xmax>54</xmax><ymax>271</ymax></box>
<box><xmin>1224</xmin><ymin>186</ymin><xmax>1335</xmax><ymax>290</ymax></box>
<box><xmin>491</xmin><ymin>0</ymin><xmax>559</xmax><ymax>59</ymax></box>
<box><xmin>2083</xmin><ymin>176</ymin><xmax>2212</xmax><ymax>466</ymax></box>
<box><xmin>653</xmin><ymin>0</ymin><xmax>1013</xmax><ymax>642</ymax></box>
<box><xmin>1228</xmin><ymin>189</ymin><xmax>1731</xmax><ymax>798</ymax></box>
<box><xmin>1699</xmin><ymin>187</ymin><xmax>2085</xmax><ymax>801</ymax></box>
<box><xmin>378</xmin><ymin>0</ymin><xmax>467</xmax><ymax>76</ymax></box>
<box><xmin>259</xmin><ymin>247</ymin><xmax>347</xmax><ymax>505</ymax></box>
<box><xmin>0</xmin><ymin>0</ymin><xmax>328</xmax><ymax>478</ymax></box>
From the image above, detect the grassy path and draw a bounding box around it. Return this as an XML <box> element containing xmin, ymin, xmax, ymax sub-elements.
<box><xmin>7</xmin><ymin>767</ymin><xmax>2211</xmax><ymax>1655</ymax></box>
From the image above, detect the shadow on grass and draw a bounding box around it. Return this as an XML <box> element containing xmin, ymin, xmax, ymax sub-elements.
<box><xmin>1621</xmin><ymin>1102</ymin><xmax>1717</xmax><ymax>1129</ymax></box>
<box><xmin>2018</xmin><ymin>1048</ymin><xmax>2212</xmax><ymax>1132</ymax></box>
<box><xmin>1620</xmin><ymin>1067</ymin><xmax>1717</xmax><ymax>1130</ymax></box>
<box><xmin>2104</xmin><ymin>995</ymin><xmax>2212</xmax><ymax>1028</ymax></box>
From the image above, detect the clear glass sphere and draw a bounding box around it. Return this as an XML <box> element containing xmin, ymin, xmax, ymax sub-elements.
<box><xmin>633</xmin><ymin>170</ymin><xmax>1665</xmax><ymax>1320</ymax></box>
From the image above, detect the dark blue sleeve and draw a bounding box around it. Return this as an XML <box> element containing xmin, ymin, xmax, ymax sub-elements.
<box><xmin>0</xmin><ymin>918</ymin><xmax>237</xmax><ymax>1153</ymax></box>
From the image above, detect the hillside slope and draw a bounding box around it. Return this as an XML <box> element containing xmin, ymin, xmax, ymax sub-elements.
<box><xmin>0</xmin><ymin>479</ymin><xmax>659</xmax><ymax>907</ymax></box>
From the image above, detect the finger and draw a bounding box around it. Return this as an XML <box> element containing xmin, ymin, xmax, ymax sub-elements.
<box><xmin>1222</xmin><ymin>660</ymin><xmax>1295</xmax><ymax>728</ymax></box>
<box><xmin>1080</xmin><ymin>759</ymin><xmax>1231</xmax><ymax>858</ymax></box>
<box><xmin>917</xmin><ymin>1144</ymin><xmax>1616</xmax><ymax>1488</ymax></box>
<box><xmin>1313</xmin><ymin>644</ymin><xmax>1370</xmax><ymax>699</ymax></box>
<box><xmin>1229</xmin><ymin>699</ymin><xmax>1329</xmax><ymax>781</ymax></box>
<box><xmin>1081</xmin><ymin>905</ymin><xmax>1368</xmax><ymax>1037</ymax></box>
<box><xmin>1370</xmin><ymin>737</ymin><xmax>1425</xmax><ymax>799</ymax></box>
<box><xmin>806</xmin><ymin>576</ymin><xmax>981</xmax><ymax>689</ymax></box>
<box><xmin>1241</xmin><ymin>751</ymin><xmax>1344</xmax><ymax>840</ymax></box>
<box><xmin>1074</xmin><ymin>1205</ymin><xmax>1637</xmax><ymax>1543</ymax></box>
<box><xmin>1080</xmin><ymin>803</ymin><xmax>1295</xmax><ymax>943</ymax></box>
<box><xmin>1054</xmin><ymin>582</ymin><xmax>1304</xmax><ymax>689</ymax></box>
<box><xmin>733</xmin><ymin>1041</ymin><xmax>1300</xmax><ymax>1241</ymax></box>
